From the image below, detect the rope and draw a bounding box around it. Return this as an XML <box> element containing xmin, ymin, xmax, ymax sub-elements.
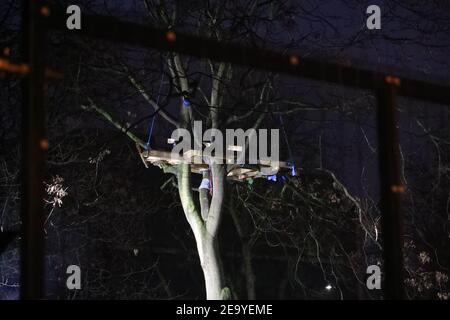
<box><xmin>145</xmin><ymin>73</ymin><xmax>165</xmax><ymax>150</ymax></box>
<box><xmin>278</xmin><ymin>115</ymin><xmax>297</xmax><ymax>177</ymax></box>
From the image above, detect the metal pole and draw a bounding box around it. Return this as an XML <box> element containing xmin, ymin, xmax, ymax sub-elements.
<box><xmin>20</xmin><ymin>0</ymin><xmax>47</xmax><ymax>299</ymax></box>
<box><xmin>376</xmin><ymin>79</ymin><xmax>405</xmax><ymax>300</ymax></box>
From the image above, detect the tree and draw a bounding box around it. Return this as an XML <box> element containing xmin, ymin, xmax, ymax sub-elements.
<box><xmin>70</xmin><ymin>0</ymin><xmax>310</xmax><ymax>300</ymax></box>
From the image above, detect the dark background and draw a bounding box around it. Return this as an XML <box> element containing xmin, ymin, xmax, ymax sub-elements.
<box><xmin>1</xmin><ymin>0</ymin><xmax>449</xmax><ymax>300</ymax></box>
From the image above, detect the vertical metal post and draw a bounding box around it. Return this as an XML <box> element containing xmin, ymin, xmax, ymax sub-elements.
<box><xmin>21</xmin><ymin>0</ymin><xmax>46</xmax><ymax>299</ymax></box>
<box><xmin>376</xmin><ymin>80</ymin><xmax>405</xmax><ymax>300</ymax></box>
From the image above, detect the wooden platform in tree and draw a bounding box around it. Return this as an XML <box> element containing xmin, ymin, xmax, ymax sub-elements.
<box><xmin>139</xmin><ymin>148</ymin><xmax>293</xmax><ymax>181</ymax></box>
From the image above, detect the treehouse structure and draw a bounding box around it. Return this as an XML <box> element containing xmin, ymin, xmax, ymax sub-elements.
<box><xmin>138</xmin><ymin>147</ymin><xmax>294</xmax><ymax>182</ymax></box>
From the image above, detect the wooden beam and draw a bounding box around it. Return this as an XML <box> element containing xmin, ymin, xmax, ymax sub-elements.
<box><xmin>142</xmin><ymin>149</ymin><xmax>293</xmax><ymax>181</ymax></box>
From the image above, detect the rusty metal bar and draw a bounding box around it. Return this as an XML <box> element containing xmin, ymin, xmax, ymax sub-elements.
<box><xmin>20</xmin><ymin>0</ymin><xmax>47</xmax><ymax>300</ymax></box>
<box><xmin>376</xmin><ymin>80</ymin><xmax>405</xmax><ymax>300</ymax></box>
<box><xmin>38</xmin><ymin>3</ymin><xmax>450</xmax><ymax>106</ymax></box>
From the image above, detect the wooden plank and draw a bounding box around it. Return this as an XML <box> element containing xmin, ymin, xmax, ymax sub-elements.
<box><xmin>142</xmin><ymin>149</ymin><xmax>294</xmax><ymax>181</ymax></box>
<box><xmin>144</xmin><ymin>149</ymin><xmax>183</xmax><ymax>164</ymax></box>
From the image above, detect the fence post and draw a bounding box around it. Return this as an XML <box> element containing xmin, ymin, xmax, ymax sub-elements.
<box><xmin>376</xmin><ymin>79</ymin><xmax>405</xmax><ymax>300</ymax></box>
<box><xmin>20</xmin><ymin>0</ymin><xmax>47</xmax><ymax>299</ymax></box>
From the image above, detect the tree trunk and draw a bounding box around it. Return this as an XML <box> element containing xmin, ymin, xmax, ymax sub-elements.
<box><xmin>230</xmin><ymin>195</ymin><xmax>256</xmax><ymax>299</ymax></box>
<box><xmin>177</xmin><ymin>163</ymin><xmax>230</xmax><ymax>300</ymax></box>
<box><xmin>242</xmin><ymin>241</ymin><xmax>256</xmax><ymax>300</ymax></box>
<box><xmin>200</xmin><ymin>233</ymin><xmax>225</xmax><ymax>300</ymax></box>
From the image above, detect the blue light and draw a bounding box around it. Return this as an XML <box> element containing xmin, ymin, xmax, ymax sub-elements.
<box><xmin>291</xmin><ymin>166</ymin><xmax>297</xmax><ymax>176</ymax></box>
